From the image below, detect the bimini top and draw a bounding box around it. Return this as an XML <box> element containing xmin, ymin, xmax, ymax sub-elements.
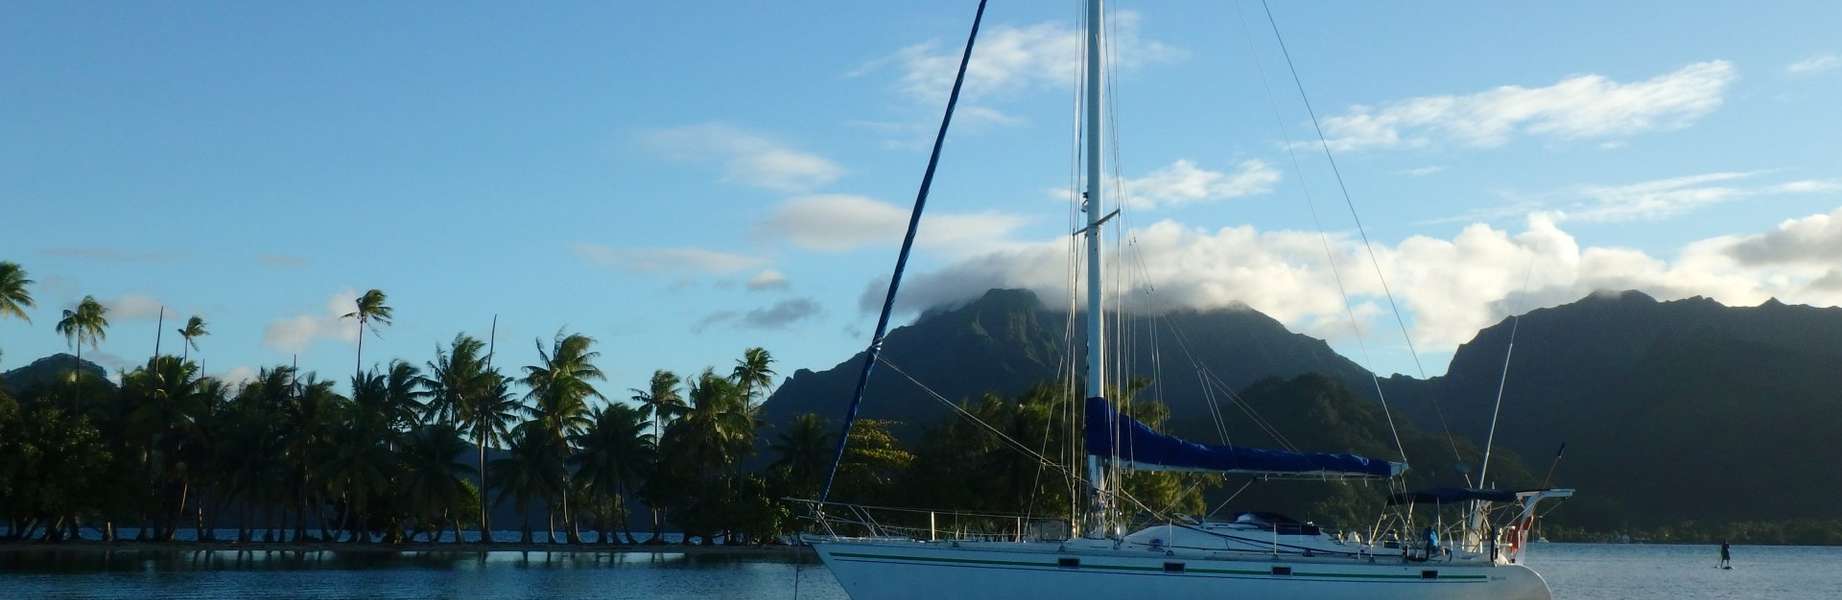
<box><xmin>1387</xmin><ymin>487</ymin><xmax>1531</xmax><ymax>505</ymax></box>
<box><xmin>1084</xmin><ymin>396</ymin><xmax>1405</xmax><ymax>479</ymax></box>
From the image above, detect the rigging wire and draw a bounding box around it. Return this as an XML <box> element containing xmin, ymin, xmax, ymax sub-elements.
<box><xmin>879</xmin><ymin>356</ymin><xmax>1178</xmax><ymax>524</ymax></box>
<box><xmin>1479</xmin><ymin>256</ymin><xmax>1538</xmax><ymax>486</ymax></box>
<box><xmin>1227</xmin><ymin>0</ymin><xmax>1409</xmax><ymax>468</ymax></box>
<box><xmin>1255</xmin><ymin>0</ymin><xmax>1467</xmax><ymax>472</ymax></box>
<box><xmin>816</xmin><ymin>0</ymin><xmax>990</xmax><ymax>506</ymax></box>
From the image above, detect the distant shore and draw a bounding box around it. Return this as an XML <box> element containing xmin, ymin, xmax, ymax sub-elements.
<box><xmin>0</xmin><ymin>539</ymin><xmax>808</xmax><ymax>557</ymax></box>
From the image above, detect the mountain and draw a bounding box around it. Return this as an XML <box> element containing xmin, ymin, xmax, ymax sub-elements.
<box><xmin>1</xmin><ymin>353</ymin><xmax>111</xmax><ymax>395</ymax></box>
<box><xmin>758</xmin><ymin>288</ymin><xmax>1376</xmax><ymax>443</ymax></box>
<box><xmin>1383</xmin><ymin>291</ymin><xmax>1842</xmax><ymax>529</ymax></box>
<box><xmin>767</xmin><ymin>287</ymin><xmax>1842</xmax><ymax>536</ymax></box>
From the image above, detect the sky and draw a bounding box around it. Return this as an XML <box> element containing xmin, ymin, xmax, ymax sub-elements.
<box><xmin>3</xmin><ymin>0</ymin><xmax>1841</xmax><ymax>393</ymax></box>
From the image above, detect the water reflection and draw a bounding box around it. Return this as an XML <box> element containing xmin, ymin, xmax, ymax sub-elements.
<box><xmin>1</xmin><ymin>547</ymin><xmax>813</xmax><ymax>573</ymax></box>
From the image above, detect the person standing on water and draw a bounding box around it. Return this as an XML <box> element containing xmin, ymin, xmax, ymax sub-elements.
<box><xmin>1719</xmin><ymin>541</ymin><xmax>1732</xmax><ymax>568</ymax></box>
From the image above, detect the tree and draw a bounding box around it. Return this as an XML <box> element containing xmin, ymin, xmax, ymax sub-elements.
<box><xmin>0</xmin><ymin>261</ymin><xmax>33</xmax><ymax>323</ymax></box>
<box><xmin>629</xmin><ymin>369</ymin><xmax>683</xmax><ymax>543</ymax></box>
<box><xmin>54</xmin><ymin>295</ymin><xmax>109</xmax><ymax>411</ymax></box>
<box><xmin>629</xmin><ymin>370</ymin><xmax>684</xmax><ymax>451</ymax></box>
<box><xmin>121</xmin><ymin>356</ymin><xmax>211</xmax><ymax>540</ymax></box>
<box><xmin>424</xmin><ymin>334</ymin><xmax>516</xmax><ymax>543</ymax></box>
<box><xmin>521</xmin><ymin>331</ymin><xmax>605</xmax><ymax>543</ymax></box>
<box><xmin>356</xmin><ymin>360</ymin><xmax>427</xmax><ymax>435</ymax></box>
<box><xmin>522</xmin><ymin>332</ymin><xmax>603</xmax><ymax>439</ymax></box>
<box><xmin>571</xmin><ymin>403</ymin><xmax>653</xmax><ymax>544</ymax></box>
<box><xmin>280</xmin><ymin>374</ymin><xmax>343</xmax><ymax>542</ymax></box>
<box><xmin>220</xmin><ymin>366</ymin><xmax>299</xmax><ymax>542</ymax></box>
<box><xmin>340</xmin><ymin>289</ymin><xmax>393</xmax><ymax>380</ymax></box>
<box><xmin>831</xmin><ymin>419</ymin><xmax>913</xmax><ymax>505</ymax></box>
<box><xmin>6</xmin><ymin>406</ymin><xmax>111</xmax><ymax>541</ymax></box>
<box><xmin>176</xmin><ymin>315</ymin><xmax>208</xmax><ymax>361</ymax></box>
<box><xmin>400</xmin><ymin>423</ymin><xmax>475</xmax><ymax>543</ymax></box>
<box><xmin>653</xmin><ymin>369</ymin><xmax>756</xmax><ymax>544</ymax></box>
<box><xmin>731</xmin><ymin>347</ymin><xmax>776</xmax><ymax>404</ymax></box>
<box><xmin>491</xmin><ymin>425</ymin><xmax>564</xmax><ymax>545</ymax></box>
<box><xmin>325</xmin><ymin>401</ymin><xmax>396</xmax><ymax>543</ymax></box>
<box><xmin>769</xmin><ymin>413</ymin><xmax>831</xmax><ymax>500</ymax></box>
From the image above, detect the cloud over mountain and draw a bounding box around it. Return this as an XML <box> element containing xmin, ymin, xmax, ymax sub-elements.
<box><xmin>866</xmin><ymin>205</ymin><xmax>1842</xmax><ymax>353</ymax></box>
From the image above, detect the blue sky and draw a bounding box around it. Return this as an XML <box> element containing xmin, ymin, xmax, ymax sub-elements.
<box><xmin>4</xmin><ymin>1</ymin><xmax>1841</xmax><ymax>391</ymax></box>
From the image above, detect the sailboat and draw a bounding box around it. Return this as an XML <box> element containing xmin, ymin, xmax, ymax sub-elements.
<box><xmin>803</xmin><ymin>1</ymin><xmax>1573</xmax><ymax>599</ymax></box>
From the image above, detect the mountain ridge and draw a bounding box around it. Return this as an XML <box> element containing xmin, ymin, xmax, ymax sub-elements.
<box><xmin>762</xmin><ymin>287</ymin><xmax>1842</xmax><ymax>532</ymax></box>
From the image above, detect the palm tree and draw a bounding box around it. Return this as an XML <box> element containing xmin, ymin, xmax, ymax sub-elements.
<box><xmin>628</xmin><ymin>369</ymin><xmax>682</xmax><ymax>542</ymax></box>
<box><xmin>400</xmin><ymin>423</ymin><xmax>476</xmax><ymax>543</ymax></box>
<box><xmin>176</xmin><ymin>315</ymin><xmax>208</xmax><ymax>361</ymax></box>
<box><xmin>522</xmin><ymin>332</ymin><xmax>604</xmax><ymax>439</ymax></box>
<box><xmin>325</xmin><ymin>403</ymin><xmax>396</xmax><ymax>543</ymax></box>
<box><xmin>630</xmin><ymin>370</ymin><xmax>684</xmax><ymax>446</ymax></box>
<box><xmin>340</xmin><ymin>289</ymin><xmax>392</xmax><ymax>380</ymax></box>
<box><xmin>287</xmin><ymin>374</ymin><xmax>348</xmax><ymax>541</ymax></box>
<box><xmin>769</xmin><ymin>413</ymin><xmax>832</xmax><ymax>499</ymax></box>
<box><xmin>223</xmin><ymin>366</ymin><xmax>295</xmax><ymax>542</ymax></box>
<box><xmin>521</xmin><ymin>331</ymin><xmax>605</xmax><ymax>543</ymax></box>
<box><xmin>381</xmin><ymin>360</ymin><xmax>429</xmax><ymax>432</ymax></box>
<box><xmin>731</xmin><ymin>347</ymin><xmax>776</xmax><ymax>404</ymax></box>
<box><xmin>681</xmin><ymin>369</ymin><xmax>756</xmax><ymax>462</ymax></box>
<box><xmin>0</xmin><ymin>261</ymin><xmax>33</xmax><ymax>323</ymax></box>
<box><xmin>424</xmin><ymin>334</ymin><xmax>517</xmax><ymax>543</ymax></box>
<box><xmin>121</xmin><ymin>355</ymin><xmax>209</xmax><ymax>540</ymax></box>
<box><xmin>54</xmin><ymin>295</ymin><xmax>109</xmax><ymax>410</ymax></box>
<box><xmin>357</xmin><ymin>360</ymin><xmax>428</xmax><ymax>435</ymax></box>
<box><xmin>663</xmin><ymin>369</ymin><xmax>756</xmax><ymax>544</ymax></box>
<box><xmin>491</xmin><ymin>425</ymin><xmax>564</xmax><ymax>545</ymax></box>
<box><xmin>570</xmin><ymin>403</ymin><xmax>653</xmax><ymax>544</ymax></box>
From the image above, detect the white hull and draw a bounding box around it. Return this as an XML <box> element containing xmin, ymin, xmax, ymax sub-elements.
<box><xmin>813</xmin><ymin>539</ymin><xmax>1552</xmax><ymax>600</ymax></box>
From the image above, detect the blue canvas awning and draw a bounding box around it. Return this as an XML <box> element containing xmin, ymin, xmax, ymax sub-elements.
<box><xmin>1388</xmin><ymin>488</ymin><xmax>1536</xmax><ymax>505</ymax></box>
<box><xmin>1084</xmin><ymin>396</ymin><xmax>1404</xmax><ymax>479</ymax></box>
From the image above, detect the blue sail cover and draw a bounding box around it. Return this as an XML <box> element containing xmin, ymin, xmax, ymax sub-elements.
<box><xmin>1084</xmin><ymin>396</ymin><xmax>1404</xmax><ymax>478</ymax></box>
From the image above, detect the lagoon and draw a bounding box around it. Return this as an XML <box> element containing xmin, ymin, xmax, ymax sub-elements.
<box><xmin>2</xmin><ymin>543</ymin><xmax>1835</xmax><ymax>599</ymax></box>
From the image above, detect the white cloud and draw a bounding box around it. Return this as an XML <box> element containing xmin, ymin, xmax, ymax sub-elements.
<box><xmin>1400</xmin><ymin>166</ymin><xmax>1447</xmax><ymax>177</ymax></box>
<box><xmin>1724</xmin><ymin>206</ymin><xmax>1842</xmax><ymax>266</ymax></box>
<box><xmin>645</xmin><ymin>123</ymin><xmax>844</xmax><ymax>193</ymax></box>
<box><xmin>756</xmin><ymin>194</ymin><xmax>1031</xmax><ymax>253</ymax></box>
<box><xmin>1439</xmin><ymin>172</ymin><xmax>1841</xmax><ymax>225</ymax></box>
<box><xmin>101</xmin><ymin>293</ymin><xmax>168</xmax><ymax>320</ymax></box>
<box><xmin>1560</xmin><ymin>172</ymin><xmax>1839</xmax><ymax>223</ymax></box>
<box><xmin>262</xmin><ymin>290</ymin><xmax>360</xmax><ymax>353</ymax></box>
<box><xmin>746</xmin><ymin>269</ymin><xmax>791</xmax><ymax>291</ymax></box>
<box><xmin>850</xmin><ymin>10</ymin><xmax>1181</xmax><ymax>143</ymax></box>
<box><xmin>866</xmin><ymin>10</ymin><xmax>1182</xmax><ymax>108</ymax></box>
<box><xmin>217</xmin><ymin>366</ymin><xmax>258</xmax><ymax>386</ymax></box>
<box><xmin>1318</xmin><ymin>61</ymin><xmax>1737</xmax><ymax>151</ymax></box>
<box><xmin>572</xmin><ymin>243</ymin><xmax>767</xmax><ymax>274</ymax></box>
<box><xmin>871</xmin><ymin>207</ymin><xmax>1842</xmax><ymax>355</ymax></box>
<box><xmin>1114</xmin><ymin>160</ymin><xmax>1281</xmax><ymax>209</ymax></box>
<box><xmin>1787</xmin><ymin>53</ymin><xmax>1841</xmax><ymax>75</ymax></box>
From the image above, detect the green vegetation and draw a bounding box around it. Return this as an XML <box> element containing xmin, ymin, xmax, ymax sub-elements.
<box><xmin>6</xmin><ymin>272</ymin><xmax>1839</xmax><ymax>545</ymax></box>
<box><xmin>0</xmin><ymin>338</ymin><xmax>817</xmax><ymax>544</ymax></box>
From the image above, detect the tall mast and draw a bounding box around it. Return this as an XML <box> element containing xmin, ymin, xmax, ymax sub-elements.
<box><xmin>1080</xmin><ymin>0</ymin><xmax>1108</xmax><ymax>540</ymax></box>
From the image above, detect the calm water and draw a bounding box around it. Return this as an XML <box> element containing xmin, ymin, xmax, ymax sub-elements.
<box><xmin>1</xmin><ymin>543</ymin><xmax>1835</xmax><ymax>599</ymax></box>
